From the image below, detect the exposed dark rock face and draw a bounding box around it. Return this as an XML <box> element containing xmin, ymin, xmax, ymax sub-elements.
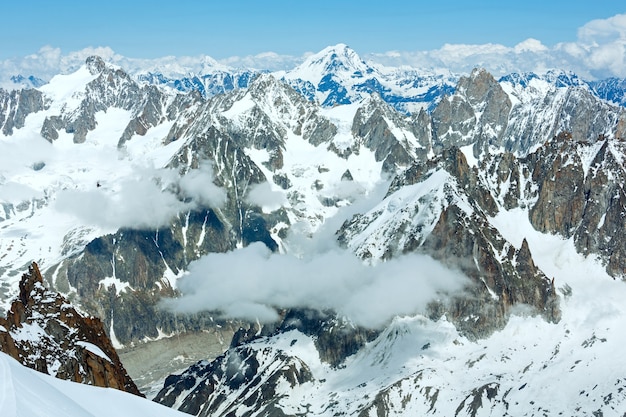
<box><xmin>166</xmin><ymin>125</ymin><xmax>281</xmax><ymax>251</ymax></box>
<box><xmin>525</xmin><ymin>133</ymin><xmax>626</xmax><ymax>277</ymax></box>
<box><xmin>431</xmin><ymin>68</ymin><xmax>511</xmax><ymax>156</ymax></box>
<box><xmin>0</xmin><ymin>262</ymin><xmax>141</xmax><ymax>395</ymax></box>
<box><xmin>351</xmin><ymin>93</ymin><xmax>431</xmax><ymax>172</ymax></box>
<box><xmin>338</xmin><ymin>147</ymin><xmax>560</xmax><ymax>339</ymax></box>
<box><xmin>52</xmin><ymin>207</ymin><xmax>238</xmax><ymax>345</ymax></box>
<box><xmin>229</xmin><ymin>308</ymin><xmax>379</xmax><ymax>368</ymax></box>
<box><xmin>0</xmin><ymin>88</ymin><xmax>47</xmax><ymax>135</ymax></box>
<box><xmin>287</xmin><ymin>309</ymin><xmax>378</xmax><ymax>367</ymax></box>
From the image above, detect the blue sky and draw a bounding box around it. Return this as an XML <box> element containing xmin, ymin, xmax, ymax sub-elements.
<box><xmin>2</xmin><ymin>1</ymin><xmax>625</xmax><ymax>60</ymax></box>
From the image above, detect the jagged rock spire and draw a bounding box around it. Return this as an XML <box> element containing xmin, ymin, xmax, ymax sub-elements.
<box><xmin>0</xmin><ymin>262</ymin><xmax>142</xmax><ymax>396</ymax></box>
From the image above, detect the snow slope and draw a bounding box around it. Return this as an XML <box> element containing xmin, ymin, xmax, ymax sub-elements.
<box><xmin>0</xmin><ymin>352</ymin><xmax>187</xmax><ymax>417</ymax></box>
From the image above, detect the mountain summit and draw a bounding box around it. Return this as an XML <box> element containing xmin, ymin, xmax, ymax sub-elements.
<box><xmin>288</xmin><ymin>43</ymin><xmax>371</xmax><ymax>86</ymax></box>
<box><xmin>279</xmin><ymin>43</ymin><xmax>456</xmax><ymax>111</ymax></box>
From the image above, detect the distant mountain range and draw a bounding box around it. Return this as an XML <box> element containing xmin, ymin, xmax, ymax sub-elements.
<box><xmin>6</xmin><ymin>44</ymin><xmax>626</xmax><ymax>113</ymax></box>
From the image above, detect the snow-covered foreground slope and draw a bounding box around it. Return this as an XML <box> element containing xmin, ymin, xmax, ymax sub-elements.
<box><xmin>0</xmin><ymin>352</ymin><xmax>186</xmax><ymax>417</ymax></box>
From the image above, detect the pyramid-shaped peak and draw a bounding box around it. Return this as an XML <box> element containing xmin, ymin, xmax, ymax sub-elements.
<box><xmin>197</xmin><ymin>54</ymin><xmax>232</xmax><ymax>73</ymax></box>
<box><xmin>308</xmin><ymin>43</ymin><xmax>366</xmax><ymax>71</ymax></box>
<box><xmin>286</xmin><ymin>44</ymin><xmax>372</xmax><ymax>84</ymax></box>
<box><xmin>469</xmin><ymin>67</ymin><xmax>495</xmax><ymax>80</ymax></box>
<box><xmin>457</xmin><ymin>67</ymin><xmax>499</xmax><ymax>91</ymax></box>
<box><xmin>318</xmin><ymin>43</ymin><xmax>355</xmax><ymax>57</ymax></box>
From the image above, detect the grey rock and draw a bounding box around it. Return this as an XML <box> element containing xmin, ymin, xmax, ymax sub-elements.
<box><xmin>0</xmin><ymin>88</ymin><xmax>46</xmax><ymax>135</ymax></box>
<box><xmin>352</xmin><ymin>93</ymin><xmax>423</xmax><ymax>172</ymax></box>
<box><xmin>431</xmin><ymin>68</ymin><xmax>511</xmax><ymax>156</ymax></box>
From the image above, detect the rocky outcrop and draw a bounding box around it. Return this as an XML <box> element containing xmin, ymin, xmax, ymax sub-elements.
<box><xmin>431</xmin><ymin>68</ymin><xmax>511</xmax><ymax>157</ymax></box>
<box><xmin>0</xmin><ymin>88</ymin><xmax>47</xmax><ymax>135</ymax></box>
<box><xmin>154</xmin><ymin>344</ymin><xmax>313</xmax><ymax>417</ymax></box>
<box><xmin>525</xmin><ymin>133</ymin><xmax>626</xmax><ymax>277</ymax></box>
<box><xmin>0</xmin><ymin>262</ymin><xmax>141</xmax><ymax>395</ymax></box>
<box><xmin>352</xmin><ymin>93</ymin><xmax>428</xmax><ymax>172</ymax></box>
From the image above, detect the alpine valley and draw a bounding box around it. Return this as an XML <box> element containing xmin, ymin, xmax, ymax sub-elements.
<box><xmin>1</xmin><ymin>44</ymin><xmax>626</xmax><ymax>416</ymax></box>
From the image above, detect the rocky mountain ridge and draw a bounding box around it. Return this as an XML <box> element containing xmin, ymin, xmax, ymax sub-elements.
<box><xmin>0</xmin><ymin>262</ymin><xmax>141</xmax><ymax>395</ymax></box>
<box><xmin>6</xmin><ymin>45</ymin><xmax>626</xmax><ymax>117</ymax></box>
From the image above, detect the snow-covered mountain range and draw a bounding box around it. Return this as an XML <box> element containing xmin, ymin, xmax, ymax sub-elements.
<box><xmin>1</xmin><ymin>44</ymin><xmax>625</xmax><ymax>416</ymax></box>
<box><xmin>5</xmin><ymin>44</ymin><xmax>626</xmax><ymax>113</ymax></box>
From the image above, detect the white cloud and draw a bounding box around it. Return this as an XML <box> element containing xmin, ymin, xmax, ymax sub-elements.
<box><xmin>513</xmin><ymin>38</ymin><xmax>549</xmax><ymax>53</ymax></box>
<box><xmin>369</xmin><ymin>13</ymin><xmax>626</xmax><ymax>79</ymax></box>
<box><xmin>245</xmin><ymin>182</ymin><xmax>287</xmax><ymax>212</ymax></box>
<box><xmin>0</xmin><ymin>182</ymin><xmax>43</xmax><ymax>203</ymax></box>
<box><xmin>577</xmin><ymin>14</ymin><xmax>626</xmax><ymax>45</ymax></box>
<box><xmin>177</xmin><ymin>163</ymin><xmax>227</xmax><ymax>208</ymax></box>
<box><xmin>219</xmin><ymin>52</ymin><xmax>304</xmax><ymax>71</ymax></box>
<box><xmin>163</xmin><ymin>241</ymin><xmax>468</xmax><ymax>328</ymax></box>
<box><xmin>54</xmin><ymin>164</ymin><xmax>226</xmax><ymax>231</ymax></box>
<box><xmin>0</xmin><ymin>136</ymin><xmax>53</xmax><ymax>174</ymax></box>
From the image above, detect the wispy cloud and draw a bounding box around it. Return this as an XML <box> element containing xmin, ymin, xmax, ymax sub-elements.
<box><xmin>163</xmin><ymin>241</ymin><xmax>468</xmax><ymax>328</ymax></box>
<box><xmin>369</xmin><ymin>13</ymin><xmax>626</xmax><ymax>79</ymax></box>
<box><xmin>245</xmin><ymin>182</ymin><xmax>288</xmax><ymax>213</ymax></box>
<box><xmin>54</xmin><ymin>164</ymin><xmax>226</xmax><ymax>231</ymax></box>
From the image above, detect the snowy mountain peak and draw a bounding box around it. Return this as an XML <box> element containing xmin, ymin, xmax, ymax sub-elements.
<box><xmin>287</xmin><ymin>43</ymin><xmax>371</xmax><ymax>85</ymax></box>
<box><xmin>311</xmin><ymin>43</ymin><xmax>367</xmax><ymax>72</ymax></box>
<box><xmin>278</xmin><ymin>44</ymin><xmax>458</xmax><ymax>112</ymax></box>
<box><xmin>197</xmin><ymin>55</ymin><xmax>229</xmax><ymax>73</ymax></box>
<box><xmin>86</xmin><ymin>55</ymin><xmax>107</xmax><ymax>75</ymax></box>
